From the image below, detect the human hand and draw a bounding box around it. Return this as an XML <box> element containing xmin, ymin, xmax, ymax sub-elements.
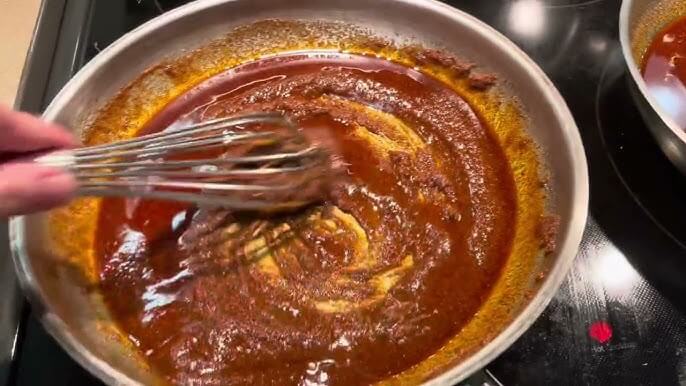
<box><xmin>0</xmin><ymin>105</ymin><xmax>77</xmax><ymax>217</ymax></box>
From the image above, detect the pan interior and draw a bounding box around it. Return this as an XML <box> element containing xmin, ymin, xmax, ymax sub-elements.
<box><xmin>42</xmin><ymin>19</ymin><xmax>553</xmax><ymax>385</ymax></box>
<box><xmin>629</xmin><ymin>0</ymin><xmax>686</xmax><ymax>63</ymax></box>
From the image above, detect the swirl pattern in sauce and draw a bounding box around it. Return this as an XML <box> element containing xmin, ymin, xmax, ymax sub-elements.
<box><xmin>95</xmin><ymin>52</ymin><xmax>516</xmax><ymax>385</ymax></box>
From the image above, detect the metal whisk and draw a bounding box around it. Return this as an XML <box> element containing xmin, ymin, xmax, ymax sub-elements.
<box><xmin>35</xmin><ymin>112</ymin><xmax>330</xmax><ymax>210</ymax></box>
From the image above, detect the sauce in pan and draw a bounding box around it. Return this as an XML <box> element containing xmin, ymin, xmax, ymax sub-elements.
<box><xmin>642</xmin><ymin>16</ymin><xmax>686</xmax><ymax>129</ymax></box>
<box><xmin>95</xmin><ymin>52</ymin><xmax>516</xmax><ymax>385</ymax></box>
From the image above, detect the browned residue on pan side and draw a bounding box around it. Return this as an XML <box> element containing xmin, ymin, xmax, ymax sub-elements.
<box><xmin>630</xmin><ymin>0</ymin><xmax>686</xmax><ymax>64</ymax></box>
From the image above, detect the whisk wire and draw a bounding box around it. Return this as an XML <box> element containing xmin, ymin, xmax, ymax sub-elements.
<box><xmin>36</xmin><ymin>113</ymin><xmax>328</xmax><ymax>210</ymax></box>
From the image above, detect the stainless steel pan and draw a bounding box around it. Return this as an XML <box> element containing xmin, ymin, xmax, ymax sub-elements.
<box><xmin>620</xmin><ymin>0</ymin><xmax>686</xmax><ymax>174</ymax></box>
<box><xmin>10</xmin><ymin>0</ymin><xmax>588</xmax><ymax>384</ymax></box>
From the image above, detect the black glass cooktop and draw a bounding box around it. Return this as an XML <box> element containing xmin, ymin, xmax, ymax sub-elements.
<box><xmin>7</xmin><ymin>0</ymin><xmax>686</xmax><ymax>385</ymax></box>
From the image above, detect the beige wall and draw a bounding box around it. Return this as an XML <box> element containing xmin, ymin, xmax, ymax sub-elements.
<box><xmin>0</xmin><ymin>0</ymin><xmax>41</xmax><ymax>106</ymax></box>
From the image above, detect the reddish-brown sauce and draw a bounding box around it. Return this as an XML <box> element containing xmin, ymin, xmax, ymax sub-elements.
<box><xmin>642</xmin><ymin>16</ymin><xmax>686</xmax><ymax>128</ymax></box>
<box><xmin>95</xmin><ymin>52</ymin><xmax>516</xmax><ymax>385</ymax></box>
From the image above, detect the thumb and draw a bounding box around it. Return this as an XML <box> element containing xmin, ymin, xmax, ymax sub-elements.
<box><xmin>0</xmin><ymin>164</ymin><xmax>77</xmax><ymax>217</ymax></box>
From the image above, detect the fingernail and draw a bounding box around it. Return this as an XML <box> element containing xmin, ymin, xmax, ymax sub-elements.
<box><xmin>39</xmin><ymin>171</ymin><xmax>77</xmax><ymax>193</ymax></box>
<box><xmin>35</xmin><ymin>167</ymin><xmax>64</xmax><ymax>179</ymax></box>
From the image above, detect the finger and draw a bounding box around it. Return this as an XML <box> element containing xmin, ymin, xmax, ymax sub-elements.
<box><xmin>0</xmin><ymin>105</ymin><xmax>76</xmax><ymax>152</ymax></box>
<box><xmin>0</xmin><ymin>163</ymin><xmax>77</xmax><ymax>217</ymax></box>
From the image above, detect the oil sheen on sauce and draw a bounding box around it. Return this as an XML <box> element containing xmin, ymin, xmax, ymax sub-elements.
<box><xmin>642</xmin><ymin>16</ymin><xmax>686</xmax><ymax>129</ymax></box>
<box><xmin>95</xmin><ymin>52</ymin><xmax>516</xmax><ymax>385</ymax></box>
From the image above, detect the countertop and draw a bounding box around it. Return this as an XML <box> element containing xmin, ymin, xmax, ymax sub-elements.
<box><xmin>0</xmin><ymin>0</ymin><xmax>41</xmax><ymax>107</ymax></box>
